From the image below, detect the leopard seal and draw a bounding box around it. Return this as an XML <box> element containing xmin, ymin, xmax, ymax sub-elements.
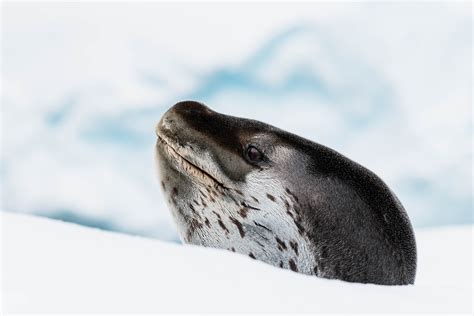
<box><xmin>155</xmin><ymin>101</ymin><xmax>417</xmax><ymax>285</ymax></box>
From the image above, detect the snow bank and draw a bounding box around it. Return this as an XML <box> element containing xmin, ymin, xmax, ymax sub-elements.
<box><xmin>2</xmin><ymin>212</ymin><xmax>472</xmax><ymax>313</ymax></box>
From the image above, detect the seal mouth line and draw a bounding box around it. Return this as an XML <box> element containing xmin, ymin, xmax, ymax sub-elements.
<box><xmin>157</xmin><ymin>134</ymin><xmax>227</xmax><ymax>189</ymax></box>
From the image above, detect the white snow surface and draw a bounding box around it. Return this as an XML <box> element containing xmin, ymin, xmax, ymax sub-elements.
<box><xmin>2</xmin><ymin>212</ymin><xmax>473</xmax><ymax>313</ymax></box>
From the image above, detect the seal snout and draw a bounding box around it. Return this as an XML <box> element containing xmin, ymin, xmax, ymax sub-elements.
<box><xmin>156</xmin><ymin>100</ymin><xmax>213</xmax><ymax>138</ymax></box>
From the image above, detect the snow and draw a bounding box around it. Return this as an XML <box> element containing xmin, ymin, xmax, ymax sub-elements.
<box><xmin>2</xmin><ymin>212</ymin><xmax>472</xmax><ymax>313</ymax></box>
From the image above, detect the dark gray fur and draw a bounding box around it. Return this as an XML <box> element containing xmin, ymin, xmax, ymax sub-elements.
<box><xmin>155</xmin><ymin>101</ymin><xmax>417</xmax><ymax>285</ymax></box>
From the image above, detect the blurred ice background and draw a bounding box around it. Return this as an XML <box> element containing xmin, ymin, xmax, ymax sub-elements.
<box><xmin>1</xmin><ymin>2</ymin><xmax>472</xmax><ymax>241</ymax></box>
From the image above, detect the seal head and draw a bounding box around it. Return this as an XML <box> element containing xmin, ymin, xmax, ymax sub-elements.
<box><xmin>155</xmin><ymin>101</ymin><xmax>417</xmax><ymax>285</ymax></box>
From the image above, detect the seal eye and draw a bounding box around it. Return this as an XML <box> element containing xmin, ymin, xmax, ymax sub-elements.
<box><xmin>246</xmin><ymin>145</ymin><xmax>263</xmax><ymax>162</ymax></box>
